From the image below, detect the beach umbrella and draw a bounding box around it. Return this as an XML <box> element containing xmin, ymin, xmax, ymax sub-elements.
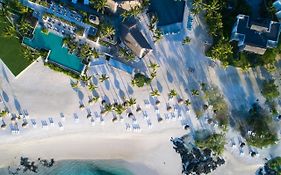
<box><xmin>1</xmin><ymin>123</ymin><xmax>6</xmax><ymax>130</ymax></box>
<box><xmin>136</xmin><ymin>106</ymin><xmax>142</xmax><ymax>113</ymax></box>
<box><xmin>79</xmin><ymin>104</ymin><xmax>85</xmax><ymax>110</ymax></box>
<box><xmin>100</xmin><ymin>110</ymin><xmax>106</xmax><ymax>116</ymax></box>
<box><xmin>178</xmin><ymin>98</ymin><xmax>184</xmax><ymax>105</ymax></box>
<box><xmin>127</xmin><ymin>112</ymin><xmax>134</xmax><ymax>118</ymax></box>
<box><xmin>87</xmin><ymin>113</ymin><xmax>92</xmax><ymax>119</ymax></box>
<box><xmin>157</xmin><ymin>117</ymin><xmax>163</xmax><ymax>123</ymax></box>
<box><xmin>112</xmin><ymin>117</ymin><xmax>118</xmax><ymax>123</ymax></box>
<box><xmin>22</xmin><ymin>122</ymin><xmax>28</xmax><ymax>128</ymax></box>
<box><xmin>167</xmin><ymin>106</ymin><xmax>173</xmax><ymax>112</ymax></box>
<box><xmin>155</xmin><ymin>100</ymin><xmax>160</xmax><ymax>106</ymax></box>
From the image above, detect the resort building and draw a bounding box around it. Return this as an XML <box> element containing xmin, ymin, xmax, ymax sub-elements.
<box><xmin>148</xmin><ymin>0</ymin><xmax>185</xmax><ymax>34</ymax></box>
<box><xmin>120</xmin><ymin>19</ymin><xmax>152</xmax><ymax>58</ymax></box>
<box><xmin>230</xmin><ymin>14</ymin><xmax>281</xmax><ymax>55</ymax></box>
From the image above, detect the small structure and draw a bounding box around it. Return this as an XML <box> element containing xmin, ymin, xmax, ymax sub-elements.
<box><xmin>120</xmin><ymin>19</ymin><xmax>152</xmax><ymax>58</ymax></box>
<box><xmin>108</xmin><ymin>58</ymin><xmax>134</xmax><ymax>74</ymax></box>
<box><xmin>89</xmin><ymin>15</ymin><xmax>99</xmax><ymax>25</ymax></box>
<box><xmin>230</xmin><ymin>14</ymin><xmax>281</xmax><ymax>55</ymax></box>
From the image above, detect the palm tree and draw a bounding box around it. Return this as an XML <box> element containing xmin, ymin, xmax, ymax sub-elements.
<box><xmin>99</xmin><ymin>24</ymin><xmax>115</xmax><ymax>38</ymax></box>
<box><xmin>71</xmin><ymin>80</ymin><xmax>79</xmax><ymax>89</ymax></box>
<box><xmin>99</xmin><ymin>74</ymin><xmax>109</xmax><ymax>83</ymax></box>
<box><xmin>127</xmin><ymin>97</ymin><xmax>136</xmax><ymax>107</ymax></box>
<box><xmin>150</xmin><ymin>89</ymin><xmax>160</xmax><ymax>97</ymax></box>
<box><xmin>191</xmin><ymin>0</ymin><xmax>204</xmax><ymax>15</ymax></box>
<box><xmin>80</xmin><ymin>74</ymin><xmax>92</xmax><ymax>84</ymax></box>
<box><xmin>18</xmin><ymin>20</ymin><xmax>32</xmax><ymax>37</ymax></box>
<box><xmin>88</xmin><ymin>82</ymin><xmax>97</xmax><ymax>91</ymax></box>
<box><xmin>121</xmin><ymin>6</ymin><xmax>142</xmax><ymax>21</ymax></box>
<box><xmin>150</xmin><ymin>71</ymin><xmax>157</xmax><ymax>79</ymax></box>
<box><xmin>104</xmin><ymin>103</ymin><xmax>113</xmax><ymax>112</ymax></box>
<box><xmin>168</xmin><ymin>89</ymin><xmax>177</xmax><ymax>98</ymax></box>
<box><xmin>148</xmin><ymin>61</ymin><xmax>159</xmax><ymax>71</ymax></box>
<box><xmin>89</xmin><ymin>95</ymin><xmax>100</xmax><ymax>104</ymax></box>
<box><xmin>0</xmin><ymin>110</ymin><xmax>8</xmax><ymax>118</ymax></box>
<box><xmin>184</xmin><ymin>99</ymin><xmax>191</xmax><ymax>106</ymax></box>
<box><xmin>114</xmin><ymin>104</ymin><xmax>125</xmax><ymax>115</ymax></box>
<box><xmin>92</xmin><ymin>48</ymin><xmax>99</xmax><ymax>58</ymax></box>
<box><xmin>22</xmin><ymin>47</ymin><xmax>41</xmax><ymax>61</ymax></box>
<box><xmin>131</xmin><ymin>79</ymin><xmax>138</xmax><ymax>87</ymax></box>
<box><xmin>2</xmin><ymin>25</ymin><xmax>17</xmax><ymax>38</ymax></box>
<box><xmin>182</xmin><ymin>36</ymin><xmax>191</xmax><ymax>45</ymax></box>
<box><xmin>91</xmin><ymin>0</ymin><xmax>107</xmax><ymax>13</ymax></box>
<box><xmin>153</xmin><ymin>29</ymin><xmax>163</xmax><ymax>43</ymax></box>
<box><xmin>191</xmin><ymin>89</ymin><xmax>200</xmax><ymax>96</ymax></box>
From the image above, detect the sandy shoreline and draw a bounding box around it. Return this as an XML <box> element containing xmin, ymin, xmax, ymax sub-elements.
<box><xmin>0</xmin><ymin>128</ymin><xmax>184</xmax><ymax>175</ymax></box>
<box><xmin>0</xmin><ymin>127</ymin><xmax>265</xmax><ymax>175</ymax></box>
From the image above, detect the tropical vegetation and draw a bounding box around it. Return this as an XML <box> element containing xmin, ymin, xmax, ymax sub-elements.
<box><xmin>267</xmin><ymin>157</ymin><xmax>281</xmax><ymax>174</ymax></box>
<box><xmin>242</xmin><ymin>103</ymin><xmax>278</xmax><ymax>148</ymax></box>
<box><xmin>195</xmin><ymin>132</ymin><xmax>226</xmax><ymax>155</ymax></box>
<box><xmin>261</xmin><ymin>80</ymin><xmax>280</xmax><ymax>101</ymax></box>
<box><xmin>131</xmin><ymin>73</ymin><xmax>151</xmax><ymax>87</ymax></box>
<box><xmin>203</xmin><ymin>85</ymin><xmax>229</xmax><ymax>130</ymax></box>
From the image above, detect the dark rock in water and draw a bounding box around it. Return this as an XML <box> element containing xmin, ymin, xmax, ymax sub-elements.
<box><xmin>170</xmin><ymin>137</ymin><xmax>225</xmax><ymax>175</ymax></box>
<box><xmin>39</xmin><ymin>158</ymin><xmax>55</xmax><ymax>167</ymax></box>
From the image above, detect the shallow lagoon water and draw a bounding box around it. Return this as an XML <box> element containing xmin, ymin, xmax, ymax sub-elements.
<box><xmin>0</xmin><ymin>160</ymin><xmax>134</xmax><ymax>175</ymax></box>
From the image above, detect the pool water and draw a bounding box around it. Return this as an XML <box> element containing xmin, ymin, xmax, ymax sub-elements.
<box><xmin>23</xmin><ymin>27</ymin><xmax>84</xmax><ymax>73</ymax></box>
<box><xmin>149</xmin><ymin>0</ymin><xmax>185</xmax><ymax>26</ymax></box>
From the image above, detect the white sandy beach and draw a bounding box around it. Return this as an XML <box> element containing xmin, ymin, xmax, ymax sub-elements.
<box><xmin>0</xmin><ymin>3</ymin><xmax>280</xmax><ymax>175</ymax></box>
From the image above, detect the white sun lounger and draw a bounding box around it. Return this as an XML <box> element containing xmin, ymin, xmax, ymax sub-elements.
<box><xmin>31</xmin><ymin>119</ymin><xmax>37</xmax><ymax>128</ymax></box>
<box><xmin>41</xmin><ymin>120</ymin><xmax>48</xmax><ymax>129</ymax></box>
<box><xmin>49</xmin><ymin>118</ymin><xmax>55</xmax><ymax>127</ymax></box>
<box><xmin>74</xmin><ymin>115</ymin><xmax>79</xmax><ymax>123</ymax></box>
<box><xmin>147</xmin><ymin>120</ymin><xmax>152</xmax><ymax>128</ymax></box>
<box><xmin>58</xmin><ymin>122</ymin><xmax>64</xmax><ymax>131</ymax></box>
<box><xmin>91</xmin><ymin>118</ymin><xmax>95</xmax><ymax>126</ymax></box>
<box><xmin>125</xmin><ymin>123</ymin><xmax>131</xmax><ymax>131</ymax></box>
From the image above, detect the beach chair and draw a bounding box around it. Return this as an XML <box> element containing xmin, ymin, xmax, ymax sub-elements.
<box><xmin>91</xmin><ymin>118</ymin><xmax>95</xmax><ymax>126</ymax></box>
<box><xmin>147</xmin><ymin>120</ymin><xmax>153</xmax><ymax>128</ymax></box>
<box><xmin>49</xmin><ymin>118</ymin><xmax>55</xmax><ymax>127</ymax></box>
<box><xmin>31</xmin><ymin>119</ymin><xmax>37</xmax><ymax>128</ymax></box>
<box><xmin>58</xmin><ymin>122</ymin><xmax>64</xmax><ymax>131</ymax></box>
<box><xmin>74</xmin><ymin>115</ymin><xmax>79</xmax><ymax>123</ymax></box>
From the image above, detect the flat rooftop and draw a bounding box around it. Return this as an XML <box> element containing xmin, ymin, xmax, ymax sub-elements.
<box><xmin>148</xmin><ymin>0</ymin><xmax>185</xmax><ymax>26</ymax></box>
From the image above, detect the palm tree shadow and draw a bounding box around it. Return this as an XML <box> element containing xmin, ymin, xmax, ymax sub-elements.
<box><xmin>2</xmin><ymin>90</ymin><xmax>9</xmax><ymax>102</ymax></box>
<box><xmin>166</xmin><ymin>69</ymin><xmax>174</xmax><ymax>83</ymax></box>
<box><xmin>105</xmin><ymin>80</ymin><xmax>110</xmax><ymax>90</ymax></box>
<box><xmin>77</xmin><ymin>90</ymin><xmax>84</xmax><ymax>101</ymax></box>
<box><xmin>118</xmin><ymin>89</ymin><xmax>125</xmax><ymax>99</ymax></box>
<box><xmin>127</xmin><ymin>85</ymin><xmax>134</xmax><ymax>95</ymax></box>
<box><xmin>156</xmin><ymin>81</ymin><xmax>163</xmax><ymax>93</ymax></box>
<box><xmin>14</xmin><ymin>97</ymin><xmax>22</xmax><ymax>113</ymax></box>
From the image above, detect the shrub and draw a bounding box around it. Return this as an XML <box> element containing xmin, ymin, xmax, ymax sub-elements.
<box><xmin>268</xmin><ymin>157</ymin><xmax>281</xmax><ymax>174</ymax></box>
<box><xmin>132</xmin><ymin>73</ymin><xmax>151</xmax><ymax>87</ymax></box>
<box><xmin>261</xmin><ymin>80</ymin><xmax>279</xmax><ymax>100</ymax></box>
<box><xmin>244</xmin><ymin>103</ymin><xmax>278</xmax><ymax>148</ymax></box>
<box><xmin>44</xmin><ymin>62</ymin><xmax>80</xmax><ymax>79</ymax></box>
<box><xmin>195</xmin><ymin>133</ymin><xmax>226</xmax><ymax>155</ymax></box>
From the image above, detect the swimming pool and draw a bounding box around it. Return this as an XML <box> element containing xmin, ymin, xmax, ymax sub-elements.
<box><xmin>149</xmin><ymin>0</ymin><xmax>185</xmax><ymax>27</ymax></box>
<box><xmin>23</xmin><ymin>27</ymin><xmax>85</xmax><ymax>73</ymax></box>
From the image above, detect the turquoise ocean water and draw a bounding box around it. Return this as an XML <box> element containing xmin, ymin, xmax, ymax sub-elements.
<box><xmin>0</xmin><ymin>160</ymin><xmax>134</xmax><ymax>175</ymax></box>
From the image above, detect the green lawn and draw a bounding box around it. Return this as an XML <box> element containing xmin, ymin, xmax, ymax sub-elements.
<box><xmin>0</xmin><ymin>15</ymin><xmax>31</xmax><ymax>76</ymax></box>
